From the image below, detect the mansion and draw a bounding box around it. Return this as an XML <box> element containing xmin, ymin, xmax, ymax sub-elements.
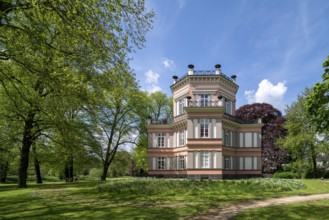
<box><xmin>147</xmin><ymin>64</ymin><xmax>263</xmax><ymax>179</ymax></box>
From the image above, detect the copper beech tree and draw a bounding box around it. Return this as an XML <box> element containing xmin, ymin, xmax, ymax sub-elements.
<box><xmin>236</xmin><ymin>103</ymin><xmax>289</xmax><ymax>173</ymax></box>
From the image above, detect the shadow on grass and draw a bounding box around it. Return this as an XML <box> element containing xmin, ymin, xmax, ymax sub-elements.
<box><xmin>0</xmin><ymin>193</ymin><xmax>179</xmax><ymax>220</ymax></box>
<box><xmin>233</xmin><ymin>199</ymin><xmax>329</xmax><ymax>220</ymax></box>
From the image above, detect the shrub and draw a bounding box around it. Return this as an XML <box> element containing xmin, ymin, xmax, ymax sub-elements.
<box><xmin>272</xmin><ymin>171</ymin><xmax>300</xmax><ymax>179</ymax></box>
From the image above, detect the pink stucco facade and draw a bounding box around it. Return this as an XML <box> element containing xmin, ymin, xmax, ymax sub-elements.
<box><xmin>147</xmin><ymin>64</ymin><xmax>263</xmax><ymax>179</ymax></box>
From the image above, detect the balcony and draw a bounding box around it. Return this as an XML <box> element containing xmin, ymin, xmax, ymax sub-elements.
<box><xmin>148</xmin><ymin>118</ymin><xmax>172</xmax><ymax>125</ymax></box>
<box><xmin>223</xmin><ymin>113</ymin><xmax>258</xmax><ymax>124</ymax></box>
<box><xmin>187</xmin><ymin>100</ymin><xmax>223</xmax><ymax>107</ymax></box>
<box><xmin>174</xmin><ymin>70</ymin><xmax>235</xmax><ymax>84</ymax></box>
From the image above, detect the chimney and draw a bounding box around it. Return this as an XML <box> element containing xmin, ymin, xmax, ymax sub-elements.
<box><xmin>173</xmin><ymin>75</ymin><xmax>178</xmax><ymax>84</ymax></box>
<box><xmin>215</xmin><ymin>64</ymin><xmax>221</xmax><ymax>75</ymax></box>
<box><xmin>231</xmin><ymin>75</ymin><xmax>237</xmax><ymax>82</ymax></box>
<box><xmin>188</xmin><ymin>64</ymin><xmax>194</xmax><ymax>75</ymax></box>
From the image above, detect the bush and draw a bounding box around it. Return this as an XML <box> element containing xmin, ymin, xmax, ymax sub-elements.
<box><xmin>89</xmin><ymin>168</ymin><xmax>103</xmax><ymax>180</ymax></box>
<box><xmin>272</xmin><ymin>171</ymin><xmax>300</xmax><ymax>179</ymax></box>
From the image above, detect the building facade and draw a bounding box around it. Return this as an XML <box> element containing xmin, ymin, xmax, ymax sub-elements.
<box><xmin>147</xmin><ymin>64</ymin><xmax>263</xmax><ymax>179</ymax></box>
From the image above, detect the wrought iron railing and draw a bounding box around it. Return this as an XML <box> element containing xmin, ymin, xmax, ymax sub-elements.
<box><xmin>224</xmin><ymin>113</ymin><xmax>257</xmax><ymax>124</ymax></box>
<box><xmin>174</xmin><ymin>70</ymin><xmax>234</xmax><ymax>84</ymax></box>
<box><xmin>187</xmin><ymin>100</ymin><xmax>223</xmax><ymax>107</ymax></box>
<box><xmin>150</xmin><ymin>118</ymin><xmax>172</xmax><ymax>125</ymax></box>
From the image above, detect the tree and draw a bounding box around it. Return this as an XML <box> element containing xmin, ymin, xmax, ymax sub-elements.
<box><xmin>236</xmin><ymin>103</ymin><xmax>288</xmax><ymax>172</ymax></box>
<box><xmin>86</xmin><ymin>72</ymin><xmax>147</xmax><ymax>181</ymax></box>
<box><xmin>147</xmin><ymin>91</ymin><xmax>172</xmax><ymax>122</ymax></box>
<box><xmin>306</xmin><ymin>55</ymin><xmax>329</xmax><ymax>133</ymax></box>
<box><xmin>0</xmin><ymin>1</ymin><xmax>154</xmax><ymax>187</ymax></box>
<box><xmin>280</xmin><ymin>88</ymin><xmax>321</xmax><ymax>178</ymax></box>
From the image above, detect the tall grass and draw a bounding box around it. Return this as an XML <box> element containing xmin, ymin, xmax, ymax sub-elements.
<box><xmin>96</xmin><ymin>178</ymin><xmax>306</xmax><ymax>196</ymax></box>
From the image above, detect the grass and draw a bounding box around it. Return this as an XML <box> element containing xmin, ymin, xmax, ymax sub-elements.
<box><xmin>233</xmin><ymin>199</ymin><xmax>329</xmax><ymax>220</ymax></box>
<box><xmin>0</xmin><ymin>178</ymin><xmax>329</xmax><ymax>219</ymax></box>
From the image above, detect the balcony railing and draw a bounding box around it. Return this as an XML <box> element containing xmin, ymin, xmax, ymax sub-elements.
<box><xmin>224</xmin><ymin>113</ymin><xmax>257</xmax><ymax>124</ymax></box>
<box><xmin>149</xmin><ymin>118</ymin><xmax>172</xmax><ymax>125</ymax></box>
<box><xmin>175</xmin><ymin>70</ymin><xmax>234</xmax><ymax>84</ymax></box>
<box><xmin>187</xmin><ymin>100</ymin><xmax>223</xmax><ymax>107</ymax></box>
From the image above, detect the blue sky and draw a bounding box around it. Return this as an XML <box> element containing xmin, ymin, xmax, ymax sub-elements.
<box><xmin>131</xmin><ymin>0</ymin><xmax>329</xmax><ymax>113</ymax></box>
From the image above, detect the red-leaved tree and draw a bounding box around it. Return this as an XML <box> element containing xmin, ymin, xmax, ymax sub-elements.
<box><xmin>236</xmin><ymin>103</ymin><xmax>290</xmax><ymax>173</ymax></box>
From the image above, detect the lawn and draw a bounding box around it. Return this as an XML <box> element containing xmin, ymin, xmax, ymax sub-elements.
<box><xmin>233</xmin><ymin>199</ymin><xmax>329</xmax><ymax>220</ymax></box>
<box><xmin>0</xmin><ymin>178</ymin><xmax>329</xmax><ymax>219</ymax></box>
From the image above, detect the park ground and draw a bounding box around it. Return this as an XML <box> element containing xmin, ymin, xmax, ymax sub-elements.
<box><xmin>1</xmin><ymin>178</ymin><xmax>329</xmax><ymax>219</ymax></box>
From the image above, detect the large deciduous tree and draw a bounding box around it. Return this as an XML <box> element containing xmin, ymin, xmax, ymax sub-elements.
<box><xmin>0</xmin><ymin>0</ymin><xmax>153</xmax><ymax>187</ymax></box>
<box><xmin>280</xmin><ymin>88</ymin><xmax>321</xmax><ymax>178</ymax></box>
<box><xmin>86</xmin><ymin>72</ymin><xmax>147</xmax><ymax>181</ymax></box>
<box><xmin>236</xmin><ymin>103</ymin><xmax>288</xmax><ymax>172</ymax></box>
<box><xmin>306</xmin><ymin>55</ymin><xmax>329</xmax><ymax>133</ymax></box>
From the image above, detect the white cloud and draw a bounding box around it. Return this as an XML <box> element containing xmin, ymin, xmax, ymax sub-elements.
<box><xmin>145</xmin><ymin>70</ymin><xmax>159</xmax><ymax>84</ymax></box>
<box><xmin>144</xmin><ymin>70</ymin><xmax>162</xmax><ymax>93</ymax></box>
<box><xmin>162</xmin><ymin>57</ymin><xmax>175</xmax><ymax>69</ymax></box>
<box><xmin>244</xmin><ymin>79</ymin><xmax>287</xmax><ymax>110</ymax></box>
<box><xmin>149</xmin><ymin>85</ymin><xmax>162</xmax><ymax>93</ymax></box>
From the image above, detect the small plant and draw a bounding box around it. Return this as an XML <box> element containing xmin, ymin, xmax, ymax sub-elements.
<box><xmin>273</xmin><ymin>171</ymin><xmax>300</xmax><ymax>179</ymax></box>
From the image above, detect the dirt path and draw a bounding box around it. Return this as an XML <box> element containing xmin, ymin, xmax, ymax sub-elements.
<box><xmin>187</xmin><ymin>193</ymin><xmax>329</xmax><ymax>220</ymax></box>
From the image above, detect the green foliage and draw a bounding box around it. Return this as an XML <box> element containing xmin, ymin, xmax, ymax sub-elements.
<box><xmin>96</xmin><ymin>178</ymin><xmax>306</xmax><ymax>196</ymax></box>
<box><xmin>279</xmin><ymin>87</ymin><xmax>323</xmax><ymax>178</ymax></box>
<box><xmin>306</xmin><ymin>55</ymin><xmax>329</xmax><ymax>132</ymax></box>
<box><xmin>88</xmin><ymin>168</ymin><xmax>103</xmax><ymax>180</ymax></box>
<box><xmin>272</xmin><ymin>172</ymin><xmax>300</xmax><ymax>179</ymax></box>
<box><xmin>0</xmin><ymin>0</ymin><xmax>154</xmax><ymax>187</ymax></box>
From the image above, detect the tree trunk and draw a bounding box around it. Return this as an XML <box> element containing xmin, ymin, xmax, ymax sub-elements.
<box><xmin>34</xmin><ymin>157</ymin><xmax>43</xmax><ymax>184</ymax></box>
<box><xmin>101</xmin><ymin>162</ymin><xmax>109</xmax><ymax>181</ymax></box>
<box><xmin>69</xmin><ymin>156</ymin><xmax>73</xmax><ymax>181</ymax></box>
<box><xmin>312</xmin><ymin>154</ymin><xmax>318</xmax><ymax>178</ymax></box>
<box><xmin>18</xmin><ymin>114</ymin><xmax>35</xmax><ymax>188</ymax></box>
<box><xmin>64</xmin><ymin>156</ymin><xmax>74</xmax><ymax>182</ymax></box>
<box><xmin>32</xmin><ymin>145</ymin><xmax>43</xmax><ymax>184</ymax></box>
<box><xmin>0</xmin><ymin>161</ymin><xmax>9</xmax><ymax>183</ymax></box>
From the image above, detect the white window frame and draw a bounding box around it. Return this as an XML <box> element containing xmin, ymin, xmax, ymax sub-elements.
<box><xmin>157</xmin><ymin>157</ymin><xmax>165</xmax><ymax>170</ymax></box>
<box><xmin>179</xmin><ymin>156</ymin><xmax>185</xmax><ymax>170</ymax></box>
<box><xmin>225</xmin><ymin>98</ymin><xmax>231</xmax><ymax>114</ymax></box>
<box><xmin>178</xmin><ymin>99</ymin><xmax>184</xmax><ymax>115</ymax></box>
<box><xmin>200</xmin><ymin>119</ymin><xmax>209</xmax><ymax>138</ymax></box>
<box><xmin>157</xmin><ymin>133</ymin><xmax>165</xmax><ymax>148</ymax></box>
<box><xmin>200</xmin><ymin>94</ymin><xmax>209</xmax><ymax>107</ymax></box>
<box><xmin>179</xmin><ymin>131</ymin><xmax>185</xmax><ymax>146</ymax></box>
<box><xmin>224</xmin><ymin>130</ymin><xmax>231</xmax><ymax>146</ymax></box>
<box><xmin>200</xmin><ymin>151</ymin><xmax>210</xmax><ymax>168</ymax></box>
<box><xmin>224</xmin><ymin>157</ymin><xmax>231</xmax><ymax>169</ymax></box>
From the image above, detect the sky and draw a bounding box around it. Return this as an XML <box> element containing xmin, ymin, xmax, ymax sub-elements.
<box><xmin>131</xmin><ymin>0</ymin><xmax>329</xmax><ymax>113</ymax></box>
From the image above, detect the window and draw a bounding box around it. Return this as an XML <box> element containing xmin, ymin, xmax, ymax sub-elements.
<box><xmin>158</xmin><ymin>157</ymin><xmax>165</xmax><ymax>170</ymax></box>
<box><xmin>200</xmin><ymin>119</ymin><xmax>209</xmax><ymax>138</ymax></box>
<box><xmin>178</xmin><ymin>99</ymin><xmax>184</xmax><ymax>115</ymax></box>
<box><xmin>200</xmin><ymin>94</ymin><xmax>209</xmax><ymax>107</ymax></box>
<box><xmin>224</xmin><ymin>157</ymin><xmax>231</xmax><ymax>169</ymax></box>
<box><xmin>200</xmin><ymin>151</ymin><xmax>210</xmax><ymax>168</ymax></box>
<box><xmin>224</xmin><ymin>130</ymin><xmax>231</xmax><ymax>146</ymax></box>
<box><xmin>179</xmin><ymin>131</ymin><xmax>185</xmax><ymax>146</ymax></box>
<box><xmin>225</xmin><ymin>98</ymin><xmax>231</xmax><ymax>114</ymax></box>
<box><xmin>157</xmin><ymin>133</ymin><xmax>165</xmax><ymax>148</ymax></box>
<box><xmin>179</xmin><ymin>156</ymin><xmax>185</xmax><ymax>170</ymax></box>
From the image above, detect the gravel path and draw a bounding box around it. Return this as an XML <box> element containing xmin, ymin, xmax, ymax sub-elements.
<box><xmin>186</xmin><ymin>193</ymin><xmax>329</xmax><ymax>220</ymax></box>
